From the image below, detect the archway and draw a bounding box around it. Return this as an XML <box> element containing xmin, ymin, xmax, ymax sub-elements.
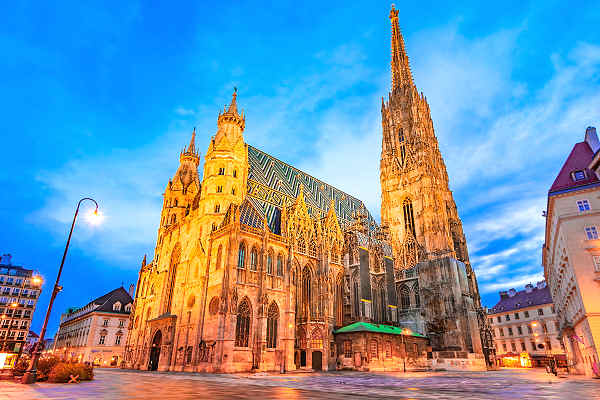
<box><xmin>148</xmin><ymin>330</ymin><xmax>162</xmax><ymax>371</ymax></box>
<box><xmin>312</xmin><ymin>351</ymin><xmax>322</xmax><ymax>370</ymax></box>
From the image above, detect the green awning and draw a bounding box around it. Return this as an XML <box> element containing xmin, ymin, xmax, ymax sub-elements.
<box><xmin>334</xmin><ymin>322</ymin><xmax>426</xmax><ymax>338</ymax></box>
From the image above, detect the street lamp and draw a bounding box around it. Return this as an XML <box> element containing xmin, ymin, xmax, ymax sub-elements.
<box><xmin>22</xmin><ymin>197</ymin><xmax>100</xmax><ymax>384</ymax></box>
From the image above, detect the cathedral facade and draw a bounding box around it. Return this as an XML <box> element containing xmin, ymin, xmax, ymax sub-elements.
<box><xmin>124</xmin><ymin>6</ymin><xmax>489</xmax><ymax>373</ymax></box>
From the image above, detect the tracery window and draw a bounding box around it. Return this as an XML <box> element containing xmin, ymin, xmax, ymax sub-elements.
<box><xmin>235</xmin><ymin>299</ymin><xmax>251</xmax><ymax>347</ymax></box>
<box><xmin>310</xmin><ymin>328</ymin><xmax>323</xmax><ymax>349</ymax></box>
<box><xmin>301</xmin><ymin>267</ymin><xmax>312</xmax><ymax>319</ymax></box>
<box><xmin>370</xmin><ymin>340</ymin><xmax>378</xmax><ymax>359</ymax></box>
<box><xmin>250</xmin><ymin>248</ymin><xmax>258</xmax><ymax>271</ymax></box>
<box><xmin>165</xmin><ymin>245</ymin><xmax>180</xmax><ymax>314</ymax></box>
<box><xmin>403</xmin><ymin>198</ymin><xmax>415</xmax><ymax>235</ymax></box>
<box><xmin>276</xmin><ymin>255</ymin><xmax>283</xmax><ymax>276</ymax></box>
<box><xmin>267</xmin><ymin>252</ymin><xmax>273</xmax><ymax>275</ymax></box>
<box><xmin>413</xmin><ymin>283</ymin><xmax>420</xmax><ymax>308</ymax></box>
<box><xmin>266</xmin><ymin>302</ymin><xmax>279</xmax><ymax>348</ymax></box>
<box><xmin>238</xmin><ymin>243</ymin><xmax>246</xmax><ymax>268</ymax></box>
<box><xmin>400</xmin><ymin>284</ymin><xmax>411</xmax><ymax>310</ymax></box>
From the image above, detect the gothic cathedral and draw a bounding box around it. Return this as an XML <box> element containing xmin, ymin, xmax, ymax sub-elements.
<box><xmin>124</xmin><ymin>6</ymin><xmax>490</xmax><ymax>373</ymax></box>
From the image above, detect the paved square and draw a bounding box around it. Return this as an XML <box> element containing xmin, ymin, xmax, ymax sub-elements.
<box><xmin>3</xmin><ymin>368</ymin><xmax>600</xmax><ymax>399</ymax></box>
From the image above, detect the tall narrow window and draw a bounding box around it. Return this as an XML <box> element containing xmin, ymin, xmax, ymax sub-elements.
<box><xmin>335</xmin><ymin>277</ymin><xmax>343</xmax><ymax>327</ymax></box>
<box><xmin>233</xmin><ymin>169</ymin><xmax>237</xmax><ymax>178</ymax></box>
<box><xmin>400</xmin><ymin>284</ymin><xmax>411</xmax><ymax>310</ymax></box>
<box><xmin>267</xmin><ymin>253</ymin><xmax>273</xmax><ymax>275</ymax></box>
<box><xmin>276</xmin><ymin>255</ymin><xmax>283</xmax><ymax>276</ymax></box>
<box><xmin>214</xmin><ymin>204</ymin><xmax>220</xmax><ymax>213</ymax></box>
<box><xmin>353</xmin><ymin>281</ymin><xmax>360</xmax><ymax>318</ymax></box>
<box><xmin>413</xmin><ymin>283</ymin><xmax>420</xmax><ymax>308</ymax></box>
<box><xmin>217</xmin><ymin>185</ymin><xmax>223</xmax><ymax>193</ymax></box>
<box><xmin>266</xmin><ymin>302</ymin><xmax>279</xmax><ymax>348</ymax></box>
<box><xmin>250</xmin><ymin>248</ymin><xmax>258</xmax><ymax>271</ymax></box>
<box><xmin>165</xmin><ymin>245</ymin><xmax>180</xmax><ymax>314</ymax></box>
<box><xmin>403</xmin><ymin>198</ymin><xmax>415</xmax><ymax>235</ymax></box>
<box><xmin>218</xmin><ymin>167</ymin><xmax>225</xmax><ymax>175</ymax></box>
<box><xmin>302</xmin><ymin>267</ymin><xmax>312</xmax><ymax>319</ymax></box>
<box><xmin>235</xmin><ymin>299</ymin><xmax>251</xmax><ymax>347</ymax></box>
<box><xmin>370</xmin><ymin>340</ymin><xmax>378</xmax><ymax>359</ymax></box>
<box><xmin>398</xmin><ymin>128</ymin><xmax>406</xmax><ymax>166</ymax></box>
<box><xmin>238</xmin><ymin>243</ymin><xmax>246</xmax><ymax>268</ymax></box>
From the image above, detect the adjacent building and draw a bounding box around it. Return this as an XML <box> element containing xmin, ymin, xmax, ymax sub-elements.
<box><xmin>543</xmin><ymin>126</ymin><xmax>600</xmax><ymax>376</ymax></box>
<box><xmin>54</xmin><ymin>286</ymin><xmax>133</xmax><ymax>366</ymax></box>
<box><xmin>488</xmin><ymin>281</ymin><xmax>565</xmax><ymax>368</ymax></box>
<box><xmin>0</xmin><ymin>254</ymin><xmax>42</xmax><ymax>369</ymax></box>
<box><xmin>124</xmin><ymin>6</ymin><xmax>487</xmax><ymax>374</ymax></box>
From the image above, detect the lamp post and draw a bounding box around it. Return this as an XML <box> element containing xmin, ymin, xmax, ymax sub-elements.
<box><xmin>22</xmin><ymin>197</ymin><xmax>99</xmax><ymax>384</ymax></box>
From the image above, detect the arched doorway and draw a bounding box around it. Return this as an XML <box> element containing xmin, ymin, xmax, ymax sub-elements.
<box><xmin>312</xmin><ymin>351</ymin><xmax>322</xmax><ymax>370</ymax></box>
<box><xmin>148</xmin><ymin>330</ymin><xmax>162</xmax><ymax>371</ymax></box>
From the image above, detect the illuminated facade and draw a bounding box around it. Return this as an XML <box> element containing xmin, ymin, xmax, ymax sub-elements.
<box><xmin>124</xmin><ymin>6</ymin><xmax>486</xmax><ymax>373</ymax></box>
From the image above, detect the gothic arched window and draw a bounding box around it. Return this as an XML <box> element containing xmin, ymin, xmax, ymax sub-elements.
<box><xmin>250</xmin><ymin>248</ymin><xmax>258</xmax><ymax>271</ymax></box>
<box><xmin>310</xmin><ymin>328</ymin><xmax>323</xmax><ymax>349</ymax></box>
<box><xmin>335</xmin><ymin>275</ymin><xmax>344</xmax><ymax>327</ymax></box>
<box><xmin>165</xmin><ymin>244</ymin><xmax>181</xmax><ymax>314</ymax></box>
<box><xmin>353</xmin><ymin>281</ymin><xmax>360</xmax><ymax>318</ymax></box>
<box><xmin>276</xmin><ymin>255</ymin><xmax>283</xmax><ymax>276</ymax></box>
<box><xmin>402</xmin><ymin>198</ymin><xmax>415</xmax><ymax>235</ymax></box>
<box><xmin>267</xmin><ymin>252</ymin><xmax>273</xmax><ymax>275</ymax></box>
<box><xmin>238</xmin><ymin>243</ymin><xmax>246</xmax><ymax>268</ymax></box>
<box><xmin>399</xmin><ymin>284</ymin><xmax>411</xmax><ymax>310</ymax></box>
<box><xmin>413</xmin><ymin>283</ymin><xmax>421</xmax><ymax>308</ymax></box>
<box><xmin>398</xmin><ymin>128</ymin><xmax>406</xmax><ymax>166</ymax></box>
<box><xmin>266</xmin><ymin>302</ymin><xmax>279</xmax><ymax>348</ymax></box>
<box><xmin>235</xmin><ymin>298</ymin><xmax>251</xmax><ymax>347</ymax></box>
<box><xmin>301</xmin><ymin>267</ymin><xmax>312</xmax><ymax>319</ymax></box>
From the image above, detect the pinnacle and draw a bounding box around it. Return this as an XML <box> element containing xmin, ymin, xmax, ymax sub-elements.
<box><xmin>227</xmin><ymin>87</ymin><xmax>239</xmax><ymax>116</ymax></box>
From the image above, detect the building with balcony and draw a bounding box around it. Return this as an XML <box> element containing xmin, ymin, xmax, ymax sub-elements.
<box><xmin>0</xmin><ymin>253</ymin><xmax>42</xmax><ymax>369</ymax></box>
<box><xmin>54</xmin><ymin>286</ymin><xmax>133</xmax><ymax>367</ymax></box>
<box><xmin>488</xmin><ymin>281</ymin><xmax>565</xmax><ymax>368</ymax></box>
<box><xmin>543</xmin><ymin>126</ymin><xmax>600</xmax><ymax>376</ymax></box>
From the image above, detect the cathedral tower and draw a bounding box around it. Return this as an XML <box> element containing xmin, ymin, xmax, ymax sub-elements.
<box><xmin>198</xmin><ymin>89</ymin><xmax>248</xmax><ymax>237</ymax></box>
<box><xmin>380</xmin><ymin>5</ymin><xmax>470</xmax><ymax>271</ymax></box>
<box><xmin>158</xmin><ymin>128</ymin><xmax>200</xmax><ymax>235</ymax></box>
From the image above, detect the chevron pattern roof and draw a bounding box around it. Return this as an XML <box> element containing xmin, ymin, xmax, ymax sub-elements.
<box><xmin>247</xmin><ymin>145</ymin><xmax>376</xmax><ymax>233</ymax></box>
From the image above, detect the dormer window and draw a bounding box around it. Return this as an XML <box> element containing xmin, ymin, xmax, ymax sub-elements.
<box><xmin>113</xmin><ymin>302</ymin><xmax>122</xmax><ymax>311</ymax></box>
<box><xmin>577</xmin><ymin>200</ymin><xmax>591</xmax><ymax>212</ymax></box>
<box><xmin>125</xmin><ymin>303</ymin><xmax>132</xmax><ymax>312</ymax></box>
<box><xmin>573</xmin><ymin>170</ymin><xmax>586</xmax><ymax>181</ymax></box>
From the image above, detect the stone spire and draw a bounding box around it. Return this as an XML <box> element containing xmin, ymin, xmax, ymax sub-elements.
<box><xmin>218</xmin><ymin>88</ymin><xmax>245</xmax><ymax>130</ymax></box>
<box><xmin>186</xmin><ymin>127</ymin><xmax>197</xmax><ymax>155</ymax></box>
<box><xmin>180</xmin><ymin>127</ymin><xmax>200</xmax><ymax>165</ymax></box>
<box><xmin>389</xmin><ymin>4</ymin><xmax>413</xmax><ymax>89</ymax></box>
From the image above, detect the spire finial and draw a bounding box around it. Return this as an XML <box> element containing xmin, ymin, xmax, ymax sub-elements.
<box><xmin>389</xmin><ymin>5</ymin><xmax>413</xmax><ymax>89</ymax></box>
<box><xmin>227</xmin><ymin>88</ymin><xmax>239</xmax><ymax>115</ymax></box>
<box><xmin>186</xmin><ymin>127</ymin><xmax>196</xmax><ymax>154</ymax></box>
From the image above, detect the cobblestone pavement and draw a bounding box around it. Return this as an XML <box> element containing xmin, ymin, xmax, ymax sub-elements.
<box><xmin>2</xmin><ymin>368</ymin><xmax>600</xmax><ymax>400</ymax></box>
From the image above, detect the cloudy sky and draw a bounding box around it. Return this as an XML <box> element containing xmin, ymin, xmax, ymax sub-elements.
<box><xmin>1</xmin><ymin>1</ymin><xmax>599</xmax><ymax>334</ymax></box>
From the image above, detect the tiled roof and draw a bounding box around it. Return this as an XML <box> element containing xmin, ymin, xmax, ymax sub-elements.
<box><xmin>549</xmin><ymin>141</ymin><xmax>599</xmax><ymax>193</ymax></box>
<box><xmin>334</xmin><ymin>321</ymin><xmax>426</xmax><ymax>337</ymax></box>
<box><xmin>247</xmin><ymin>145</ymin><xmax>376</xmax><ymax>233</ymax></box>
<box><xmin>489</xmin><ymin>286</ymin><xmax>553</xmax><ymax>314</ymax></box>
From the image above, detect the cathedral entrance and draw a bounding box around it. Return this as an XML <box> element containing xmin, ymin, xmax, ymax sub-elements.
<box><xmin>148</xmin><ymin>330</ymin><xmax>162</xmax><ymax>371</ymax></box>
<box><xmin>312</xmin><ymin>351</ymin><xmax>322</xmax><ymax>371</ymax></box>
<box><xmin>300</xmin><ymin>350</ymin><xmax>306</xmax><ymax>367</ymax></box>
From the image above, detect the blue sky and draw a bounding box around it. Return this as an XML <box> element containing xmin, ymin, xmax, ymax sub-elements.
<box><xmin>1</xmin><ymin>1</ymin><xmax>600</xmax><ymax>336</ymax></box>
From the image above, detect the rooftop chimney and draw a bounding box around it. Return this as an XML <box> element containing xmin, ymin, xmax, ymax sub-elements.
<box><xmin>508</xmin><ymin>288</ymin><xmax>517</xmax><ymax>297</ymax></box>
<box><xmin>128</xmin><ymin>284</ymin><xmax>135</xmax><ymax>298</ymax></box>
<box><xmin>585</xmin><ymin>126</ymin><xmax>599</xmax><ymax>153</ymax></box>
<box><xmin>525</xmin><ymin>283</ymin><xmax>534</xmax><ymax>293</ymax></box>
<box><xmin>1</xmin><ymin>254</ymin><xmax>12</xmax><ymax>265</ymax></box>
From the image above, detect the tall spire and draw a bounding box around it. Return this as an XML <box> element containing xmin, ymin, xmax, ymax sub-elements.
<box><xmin>227</xmin><ymin>87</ymin><xmax>239</xmax><ymax>115</ymax></box>
<box><xmin>187</xmin><ymin>127</ymin><xmax>196</xmax><ymax>154</ymax></box>
<box><xmin>217</xmin><ymin>88</ymin><xmax>245</xmax><ymax>130</ymax></box>
<box><xmin>389</xmin><ymin>4</ymin><xmax>413</xmax><ymax>89</ymax></box>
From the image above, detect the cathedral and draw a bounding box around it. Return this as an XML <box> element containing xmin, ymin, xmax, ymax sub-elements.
<box><xmin>124</xmin><ymin>6</ymin><xmax>491</xmax><ymax>373</ymax></box>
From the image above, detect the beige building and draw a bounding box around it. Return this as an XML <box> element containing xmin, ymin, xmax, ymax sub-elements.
<box><xmin>54</xmin><ymin>287</ymin><xmax>133</xmax><ymax>367</ymax></box>
<box><xmin>124</xmin><ymin>6</ymin><xmax>486</xmax><ymax>374</ymax></box>
<box><xmin>488</xmin><ymin>281</ymin><xmax>565</xmax><ymax>368</ymax></box>
<box><xmin>543</xmin><ymin>126</ymin><xmax>600</xmax><ymax>376</ymax></box>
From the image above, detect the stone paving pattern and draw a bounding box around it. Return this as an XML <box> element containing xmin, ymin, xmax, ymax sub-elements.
<box><xmin>2</xmin><ymin>368</ymin><xmax>600</xmax><ymax>399</ymax></box>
